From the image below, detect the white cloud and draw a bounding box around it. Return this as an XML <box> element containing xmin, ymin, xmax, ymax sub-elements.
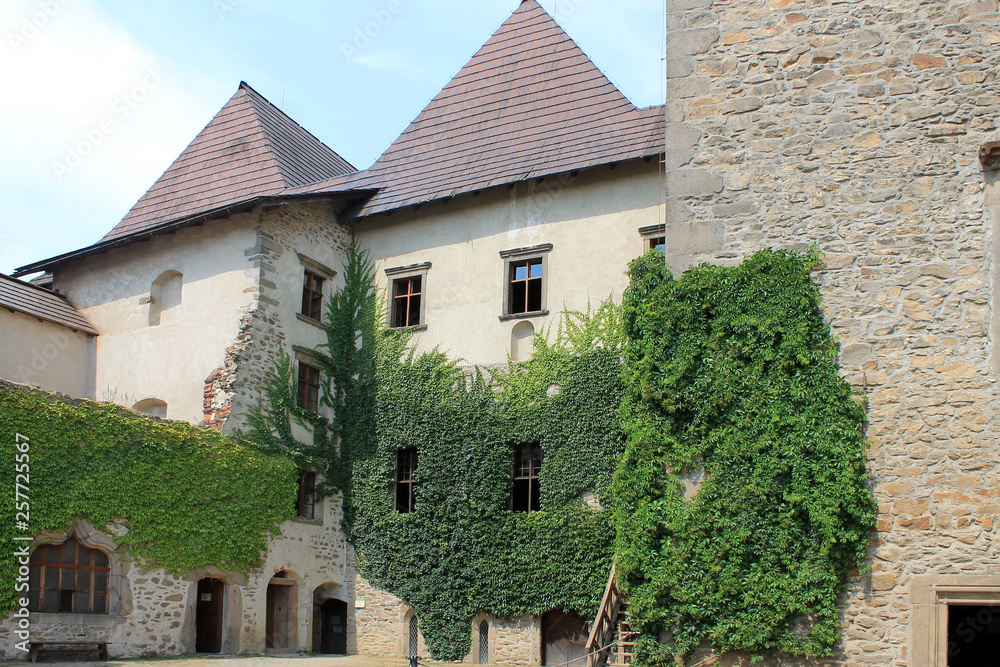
<box><xmin>0</xmin><ymin>0</ymin><xmax>222</xmax><ymax>275</ymax></box>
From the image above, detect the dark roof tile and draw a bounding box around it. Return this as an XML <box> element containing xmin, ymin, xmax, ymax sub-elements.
<box><xmin>0</xmin><ymin>274</ymin><xmax>97</xmax><ymax>335</ymax></box>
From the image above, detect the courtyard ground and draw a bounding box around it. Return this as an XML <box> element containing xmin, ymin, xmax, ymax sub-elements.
<box><xmin>3</xmin><ymin>655</ymin><xmax>414</xmax><ymax>667</ymax></box>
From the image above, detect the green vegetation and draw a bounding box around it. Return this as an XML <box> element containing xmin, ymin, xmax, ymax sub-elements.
<box><xmin>0</xmin><ymin>387</ymin><xmax>297</xmax><ymax>615</ymax></box>
<box><xmin>613</xmin><ymin>250</ymin><xmax>877</xmax><ymax>664</ymax></box>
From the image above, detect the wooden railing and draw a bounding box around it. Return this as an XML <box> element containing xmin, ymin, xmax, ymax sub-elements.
<box><xmin>586</xmin><ymin>564</ymin><xmax>623</xmax><ymax>667</ymax></box>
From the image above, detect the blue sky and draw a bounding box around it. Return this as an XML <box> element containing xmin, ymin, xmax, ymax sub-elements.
<box><xmin>0</xmin><ymin>0</ymin><xmax>665</xmax><ymax>276</ymax></box>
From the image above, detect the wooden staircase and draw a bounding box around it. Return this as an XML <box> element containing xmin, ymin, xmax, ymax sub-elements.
<box><xmin>586</xmin><ymin>565</ymin><xmax>638</xmax><ymax>667</ymax></box>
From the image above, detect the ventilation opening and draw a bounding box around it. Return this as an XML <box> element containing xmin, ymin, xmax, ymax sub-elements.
<box><xmin>134</xmin><ymin>399</ymin><xmax>167</xmax><ymax>419</ymax></box>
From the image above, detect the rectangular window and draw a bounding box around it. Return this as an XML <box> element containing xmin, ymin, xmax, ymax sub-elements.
<box><xmin>649</xmin><ymin>236</ymin><xmax>666</xmax><ymax>253</ymax></box>
<box><xmin>298</xmin><ymin>471</ymin><xmax>317</xmax><ymax>520</ymax></box>
<box><xmin>297</xmin><ymin>362</ymin><xmax>321</xmax><ymax>411</ymax></box>
<box><xmin>512</xmin><ymin>444</ymin><xmax>543</xmax><ymax>513</ymax></box>
<box><xmin>301</xmin><ymin>271</ymin><xmax>325</xmax><ymax>322</ymax></box>
<box><xmin>509</xmin><ymin>259</ymin><xmax>544</xmax><ymax>315</ymax></box>
<box><xmin>392</xmin><ymin>276</ymin><xmax>423</xmax><ymax>329</ymax></box>
<box><xmin>395</xmin><ymin>447</ymin><xmax>418</xmax><ymax>513</ymax></box>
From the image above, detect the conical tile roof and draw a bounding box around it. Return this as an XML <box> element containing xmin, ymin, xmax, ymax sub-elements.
<box><xmin>102</xmin><ymin>82</ymin><xmax>356</xmax><ymax>241</ymax></box>
<box><xmin>294</xmin><ymin>0</ymin><xmax>664</xmax><ymax>218</ymax></box>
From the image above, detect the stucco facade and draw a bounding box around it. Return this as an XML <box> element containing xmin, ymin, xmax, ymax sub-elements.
<box><xmin>0</xmin><ymin>310</ymin><xmax>95</xmax><ymax>399</ymax></box>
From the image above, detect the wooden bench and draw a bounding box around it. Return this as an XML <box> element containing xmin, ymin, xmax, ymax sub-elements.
<box><xmin>27</xmin><ymin>641</ymin><xmax>109</xmax><ymax>663</ymax></box>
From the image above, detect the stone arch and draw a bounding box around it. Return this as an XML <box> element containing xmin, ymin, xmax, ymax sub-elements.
<box><xmin>266</xmin><ymin>571</ymin><xmax>300</xmax><ymax>652</ymax></box>
<box><xmin>181</xmin><ymin>567</ymin><xmax>244</xmax><ymax>655</ymax></box>
<box><xmin>148</xmin><ymin>270</ymin><xmax>183</xmax><ymax>326</ymax></box>
<box><xmin>312</xmin><ymin>582</ymin><xmax>349</xmax><ymax>654</ymax></box>
<box><xmin>511</xmin><ymin>320</ymin><xmax>536</xmax><ymax>362</ymax></box>
<box><xmin>471</xmin><ymin>613</ymin><xmax>491</xmax><ymax>664</ymax></box>
<box><xmin>400</xmin><ymin>605</ymin><xmax>425</xmax><ymax>657</ymax></box>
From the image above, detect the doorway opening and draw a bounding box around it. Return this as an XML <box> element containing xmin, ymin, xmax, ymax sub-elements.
<box><xmin>949</xmin><ymin>604</ymin><xmax>1000</xmax><ymax>665</ymax></box>
<box><xmin>542</xmin><ymin>610</ymin><xmax>588</xmax><ymax>667</ymax></box>
<box><xmin>195</xmin><ymin>578</ymin><xmax>225</xmax><ymax>654</ymax></box>
<box><xmin>317</xmin><ymin>598</ymin><xmax>348</xmax><ymax>654</ymax></box>
<box><xmin>265</xmin><ymin>574</ymin><xmax>298</xmax><ymax>651</ymax></box>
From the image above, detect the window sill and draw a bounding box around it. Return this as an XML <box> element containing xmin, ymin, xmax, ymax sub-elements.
<box><xmin>499</xmin><ymin>310</ymin><xmax>549</xmax><ymax>322</ymax></box>
<box><xmin>30</xmin><ymin>612</ymin><xmax>123</xmax><ymax>626</ymax></box>
<box><xmin>291</xmin><ymin>517</ymin><xmax>323</xmax><ymax>526</ymax></box>
<box><xmin>296</xmin><ymin>313</ymin><xmax>327</xmax><ymax>330</ymax></box>
<box><xmin>389</xmin><ymin>324</ymin><xmax>428</xmax><ymax>332</ymax></box>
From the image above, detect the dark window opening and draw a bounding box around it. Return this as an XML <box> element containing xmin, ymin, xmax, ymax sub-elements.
<box><xmin>949</xmin><ymin>604</ymin><xmax>1000</xmax><ymax>666</ymax></box>
<box><xmin>28</xmin><ymin>537</ymin><xmax>110</xmax><ymax>615</ymax></box>
<box><xmin>512</xmin><ymin>443</ymin><xmax>543</xmax><ymax>513</ymax></box>
<box><xmin>392</xmin><ymin>276</ymin><xmax>423</xmax><ymax>328</ymax></box>
<box><xmin>297</xmin><ymin>362</ymin><xmax>322</xmax><ymax>412</ymax></box>
<box><xmin>649</xmin><ymin>236</ymin><xmax>666</xmax><ymax>253</ymax></box>
<box><xmin>302</xmin><ymin>271</ymin><xmax>325</xmax><ymax>321</ymax></box>
<box><xmin>509</xmin><ymin>259</ymin><xmax>543</xmax><ymax>314</ymax></box>
<box><xmin>395</xmin><ymin>448</ymin><xmax>418</xmax><ymax>513</ymax></box>
<box><xmin>298</xmin><ymin>471</ymin><xmax>317</xmax><ymax>519</ymax></box>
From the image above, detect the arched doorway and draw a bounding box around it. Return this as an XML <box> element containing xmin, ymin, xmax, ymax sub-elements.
<box><xmin>542</xmin><ymin>610</ymin><xmax>588</xmax><ymax>667</ymax></box>
<box><xmin>196</xmin><ymin>578</ymin><xmax>225</xmax><ymax>653</ymax></box>
<box><xmin>265</xmin><ymin>573</ymin><xmax>298</xmax><ymax>651</ymax></box>
<box><xmin>317</xmin><ymin>598</ymin><xmax>348</xmax><ymax>654</ymax></box>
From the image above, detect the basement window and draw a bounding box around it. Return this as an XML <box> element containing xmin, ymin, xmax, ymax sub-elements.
<box><xmin>395</xmin><ymin>447</ymin><xmax>418</xmax><ymax>513</ymax></box>
<box><xmin>512</xmin><ymin>443</ymin><xmax>543</xmax><ymax>513</ymax></box>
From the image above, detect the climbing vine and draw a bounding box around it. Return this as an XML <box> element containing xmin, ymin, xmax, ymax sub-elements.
<box><xmin>613</xmin><ymin>250</ymin><xmax>877</xmax><ymax>664</ymax></box>
<box><xmin>245</xmin><ymin>245</ymin><xmax>625</xmax><ymax>660</ymax></box>
<box><xmin>0</xmin><ymin>385</ymin><xmax>298</xmax><ymax>616</ymax></box>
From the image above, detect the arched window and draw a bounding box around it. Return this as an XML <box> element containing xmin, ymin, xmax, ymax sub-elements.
<box><xmin>29</xmin><ymin>537</ymin><xmax>110</xmax><ymax>614</ymax></box>
<box><xmin>479</xmin><ymin>619</ymin><xmax>489</xmax><ymax>664</ymax></box>
<box><xmin>148</xmin><ymin>270</ymin><xmax>183</xmax><ymax>326</ymax></box>
<box><xmin>134</xmin><ymin>399</ymin><xmax>167</xmax><ymax>419</ymax></box>
<box><xmin>408</xmin><ymin>615</ymin><xmax>419</xmax><ymax>656</ymax></box>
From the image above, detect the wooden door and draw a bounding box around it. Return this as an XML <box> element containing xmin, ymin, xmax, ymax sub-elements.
<box><xmin>195</xmin><ymin>578</ymin><xmax>224</xmax><ymax>653</ymax></box>
<box><xmin>320</xmin><ymin>599</ymin><xmax>348</xmax><ymax>654</ymax></box>
<box><xmin>266</xmin><ymin>583</ymin><xmax>294</xmax><ymax>649</ymax></box>
<box><xmin>542</xmin><ymin>610</ymin><xmax>588</xmax><ymax>667</ymax></box>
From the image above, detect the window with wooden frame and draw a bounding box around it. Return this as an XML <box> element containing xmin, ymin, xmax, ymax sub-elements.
<box><xmin>512</xmin><ymin>443</ymin><xmax>543</xmax><ymax>513</ymax></box>
<box><xmin>649</xmin><ymin>236</ymin><xmax>666</xmax><ymax>253</ymax></box>
<box><xmin>297</xmin><ymin>361</ymin><xmax>322</xmax><ymax>412</ymax></box>
<box><xmin>639</xmin><ymin>225</ymin><xmax>667</xmax><ymax>255</ymax></box>
<box><xmin>395</xmin><ymin>447</ymin><xmax>418</xmax><ymax>513</ymax></box>
<box><xmin>28</xmin><ymin>537</ymin><xmax>110</xmax><ymax>614</ymax></box>
<box><xmin>392</xmin><ymin>276</ymin><xmax>423</xmax><ymax>329</ymax></box>
<box><xmin>509</xmin><ymin>259</ymin><xmax>544</xmax><ymax>315</ymax></box>
<box><xmin>301</xmin><ymin>270</ymin><xmax>325</xmax><ymax>322</ymax></box>
<box><xmin>297</xmin><ymin>470</ymin><xmax>317</xmax><ymax>520</ymax></box>
<box><xmin>500</xmin><ymin>245</ymin><xmax>551</xmax><ymax>319</ymax></box>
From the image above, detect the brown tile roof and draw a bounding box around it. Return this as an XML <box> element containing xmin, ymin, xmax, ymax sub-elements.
<box><xmin>291</xmin><ymin>0</ymin><xmax>665</xmax><ymax>218</ymax></box>
<box><xmin>101</xmin><ymin>82</ymin><xmax>356</xmax><ymax>242</ymax></box>
<box><xmin>0</xmin><ymin>274</ymin><xmax>97</xmax><ymax>335</ymax></box>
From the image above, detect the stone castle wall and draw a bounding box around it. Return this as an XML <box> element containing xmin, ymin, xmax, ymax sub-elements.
<box><xmin>661</xmin><ymin>0</ymin><xmax>1000</xmax><ymax>664</ymax></box>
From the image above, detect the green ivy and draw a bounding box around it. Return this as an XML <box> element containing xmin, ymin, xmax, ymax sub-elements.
<box><xmin>245</xmin><ymin>245</ymin><xmax>625</xmax><ymax>660</ymax></box>
<box><xmin>0</xmin><ymin>386</ymin><xmax>298</xmax><ymax>616</ymax></box>
<box><xmin>613</xmin><ymin>250</ymin><xmax>877</xmax><ymax>664</ymax></box>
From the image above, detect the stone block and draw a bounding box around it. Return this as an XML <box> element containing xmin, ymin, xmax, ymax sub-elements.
<box><xmin>669</xmin><ymin>28</ymin><xmax>719</xmax><ymax>57</ymax></box>
<box><xmin>667</xmin><ymin>169</ymin><xmax>724</xmax><ymax>196</ymax></box>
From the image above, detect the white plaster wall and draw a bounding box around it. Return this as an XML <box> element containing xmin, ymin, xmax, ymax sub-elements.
<box><xmin>52</xmin><ymin>215</ymin><xmax>260</xmax><ymax>424</ymax></box>
<box><xmin>0</xmin><ymin>311</ymin><xmax>95</xmax><ymax>398</ymax></box>
<box><xmin>355</xmin><ymin>161</ymin><xmax>664</xmax><ymax>366</ymax></box>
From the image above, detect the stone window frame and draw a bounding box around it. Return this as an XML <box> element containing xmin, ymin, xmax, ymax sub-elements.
<box><xmin>499</xmin><ymin>244</ymin><xmax>552</xmax><ymax>321</ymax></box>
<box><xmin>385</xmin><ymin>262</ymin><xmax>431</xmax><ymax>331</ymax></box>
<box><xmin>27</xmin><ymin>521</ymin><xmax>133</xmax><ymax>626</ymax></box>
<box><xmin>639</xmin><ymin>224</ymin><xmax>667</xmax><ymax>254</ymax></box>
<box><xmin>911</xmin><ymin>574</ymin><xmax>1000</xmax><ymax>667</ymax></box>
<box><xmin>296</xmin><ymin>253</ymin><xmax>337</xmax><ymax>329</ymax></box>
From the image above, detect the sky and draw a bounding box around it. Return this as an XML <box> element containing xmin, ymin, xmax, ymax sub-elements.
<box><xmin>0</xmin><ymin>0</ymin><xmax>666</xmax><ymax>277</ymax></box>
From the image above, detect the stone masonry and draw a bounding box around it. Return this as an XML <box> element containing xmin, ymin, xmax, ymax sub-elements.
<box><xmin>661</xmin><ymin>1</ymin><xmax>1000</xmax><ymax>664</ymax></box>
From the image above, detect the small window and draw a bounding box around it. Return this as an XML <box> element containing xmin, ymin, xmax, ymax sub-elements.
<box><xmin>133</xmin><ymin>399</ymin><xmax>167</xmax><ymax>419</ymax></box>
<box><xmin>148</xmin><ymin>270</ymin><xmax>183</xmax><ymax>326</ymax></box>
<box><xmin>298</xmin><ymin>471</ymin><xmax>317</xmax><ymax>520</ymax></box>
<box><xmin>512</xmin><ymin>444</ymin><xmax>543</xmax><ymax>513</ymax></box>
<box><xmin>297</xmin><ymin>362</ymin><xmax>322</xmax><ymax>411</ymax></box>
<box><xmin>302</xmin><ymin>271</ymin><xmax>325</xmax><ymax>322</ymax></box>
<box><xmin>395</xmin><ymin>448</ymin><xmax>418</xmax><ymax>513</ymax></box>
<box><xmin>28</xmin><ymin>537</ymin><xmax>110</xmax><ymax>615</ymax></box>
<box><xmin>649</xmin><ymin>236</ymin><xmax>666</xmax><ymax>253</ymax></box>
<box><xmin>392</xmin><ymin>276</ymin><xmax>423</xmax><ymax>329</ymax></box>
<box><xmin>509</xmin><ymin>259</ymin><xmax>544</xmax><ymax>315</ymax></box>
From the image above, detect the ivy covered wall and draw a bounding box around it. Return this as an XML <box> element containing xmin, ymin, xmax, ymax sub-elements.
<box><xmin>245</xmin><ymin>246</ymin><xmax>626</xmax><ymax>660</ymax></box>
<box><xmin>613</xmin><ymin>251</ymin><xmax>877</xmax><ymax>664</ymax></box>
<box><xmin>0</xmin><ymin>384</ymin><xmax>298</xmax><ymax>616</ymax></box>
